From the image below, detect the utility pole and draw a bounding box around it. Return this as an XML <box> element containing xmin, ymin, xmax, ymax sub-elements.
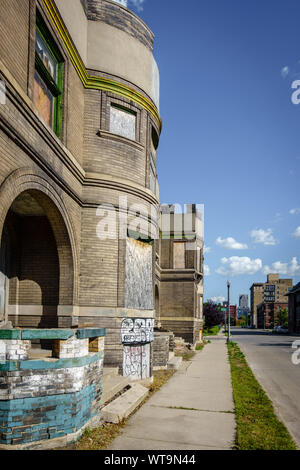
<box><xmin>227</xmin><ymin>280</ymin><xmax>231</xmax><ymax>343</ymax></box>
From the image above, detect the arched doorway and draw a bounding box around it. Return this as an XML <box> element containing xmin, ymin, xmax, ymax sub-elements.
<box><xmin>0</xmin><ymin>189</ymin><xmax>74</xmax><ymax>329</ymax></box>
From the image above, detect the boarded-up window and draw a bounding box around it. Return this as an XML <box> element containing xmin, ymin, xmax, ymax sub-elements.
<box><xmin>173</xmin><ymin>242</ymin><xmax>185</xmax><ymax>269</ymax></box>
<box><xmin>34</xmin><ymin>13</ymin><xmax>63</xmax><ymax>136</ymax></box>
<box><xmin>110</xmin><ymin>105</ymin><xmax>136</xmax><ymax>140</ymax></box>
<box><xmin>197</xmin><ymin>247</ymin><xmax>201</xmax><ymax>272</ymax></box>
<box><xmin>149</xmin><ymin>145</ymin><xmax>156</xmax><ymax>194</ymax></box>
<box><xmin>34</xmin><ymin>71</ymin><xmax>54</xmax><ymax>126</ymax></box>
<box><xmin>150</xmin><ymin>167</ymin><xmax>156</xmax><ymax>194</ymax></box>
<box><xmin>125</xmin><ymin>238</ymin><xmax>153</xmax><ymax>310</ymax></box>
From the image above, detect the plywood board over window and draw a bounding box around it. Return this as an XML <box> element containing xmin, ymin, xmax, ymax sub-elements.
<box><xmin>125</xmin><ymin>237</ymin><xmax>153</xmax><ymax>310</ymax></box>
<box><xmin>110</xmin><ymin>105</ymin><xmax>136</xmax><ymax>141</ymax></box>
<box><xmin>173</xmin><ymin>242</ymin><xmax>185</xmax><ymax>269</ymax></box>
<box><xmin>34</xmin><ymin>12</ymin><xmax>64</xmax><ymax>137</ymax></box>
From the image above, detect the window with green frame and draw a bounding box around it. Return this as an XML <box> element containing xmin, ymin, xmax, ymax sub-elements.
<box><xmin>34</xmin><ymin>12</ymin><xmax>64</xmax><ymax>136</ymax></box>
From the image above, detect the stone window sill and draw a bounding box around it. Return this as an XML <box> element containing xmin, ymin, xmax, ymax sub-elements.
<box><xmin>97</xmin><ymin>130</ymin><xmax>144</xmax><ymax>151</ymax></box>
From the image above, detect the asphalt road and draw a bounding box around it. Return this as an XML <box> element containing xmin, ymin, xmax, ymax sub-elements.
<box><xmin>231</xmin><ymin>327</ymin><xmax>300</xmax><ymax>448</ymax></box>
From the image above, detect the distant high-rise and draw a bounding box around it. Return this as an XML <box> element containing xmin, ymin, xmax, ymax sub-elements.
<box><xmin>239</xmin><ymin>295</ymin><xmax>249</xmax><ymax>309</ymax></box>
<box><xmin>250</xmin><ymin>274</ymin><xmax>293</xmax><ymax>328</ymax></box>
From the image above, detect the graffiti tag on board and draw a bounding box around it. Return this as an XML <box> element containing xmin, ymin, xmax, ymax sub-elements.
<box><xmin>123</xmin><ymin>344</ymin><xmax>150</xmax><ymax>380</ymax></box>
<box><xmin>121</xmin><ymin>318</ymin><xmax>154</xmax><ymax>344</ymax></box>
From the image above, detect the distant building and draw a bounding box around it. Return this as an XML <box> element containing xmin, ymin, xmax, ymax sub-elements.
<box><xmin>238</xmin><ymin>295</ymin><xmax>249</xmax><ymax>321</ymax></box>
<box><xmin>257</xmin><ymin>302</ymin><xmax>288</xmax><ymax>329</ymax></box>
<box><xmin>239</xmin><ymin>295</ymin><xmax>249</xmax><ymax>309</ymax></box>
<box><xmin>237</xmin><ymin>307</ymin><xmax>250</xmax><ymax>320</ymax></box>
<box><xmin>286</xmin><ymin>282</ymin><xmax>300</xmax><ymax>334</ymax></box>
<box><xmin>156</xmin><ymin>205</ymin><xmax>204</xmax><ymax>344</ymax></box>
<box><xmin>230</xmin><ymin>305</ymin><xmax>237</xmax><ymax>322</ymax></box>
<box><xmin>222</xmin><ymin>302</ymin><xmax>237</xmax><ymax>322</ymax></box>
<box><xmin>250</xmin><ymin>283</ymin><xmax>264</xmax><ymax>327</ymax></box>
<box><xmin>250</xmin><ymin>274</ymin><xmax>293</xmax><ymax>328</ymax></box>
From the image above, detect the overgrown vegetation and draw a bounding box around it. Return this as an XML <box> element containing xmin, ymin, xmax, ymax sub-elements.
<box><xmin>228</xmin><ymin>341</ymin><xmax>297</xmax><ymax>450</ymax></box>
<box><xmin>175</xmin><ymin>350</ymin><xmax>196</xmax><ymax>361</ymax></box>
<box><xmin>203</xmin><ymin>325</ymin><xmax>221</xmax><ymax>336</ymax></box>
<box><xmin>195</xmin><ymin>339</ymin><xmax>210</xmax><ymax>350</ymax></box>
<box><xmin>236</xmin><ymin>316</ymin><xmax>248</xmax><ymax>327</ymax></box>
<box><xmin>75</xmin><ymin>369</ymin><xmax>175</xmax><ymax>451</ymax></box>
<box><xmin>203</xmin><ymin>302</ymin><xmax>225</xmax><ymax>328</ymax></box>
<box><xmin>275</xmin><ymin>308</ymin><xmax>289</xmax><ymax>328</ymax></box>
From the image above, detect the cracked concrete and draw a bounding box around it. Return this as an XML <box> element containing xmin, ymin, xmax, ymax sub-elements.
<box><xmin>108</xmin><ymin>335</ymin><xmax>236</xmax><ymax>450</ymax></box>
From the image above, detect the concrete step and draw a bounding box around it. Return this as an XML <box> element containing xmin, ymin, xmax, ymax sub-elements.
<box><xmin>174</xmin><ymin>337</ymin><xmax>185</xmax><ymax>343</ymax></box>
<box><xmin>168</xmin><ymin>351</ymin><xmax>175</xmax><ymax>361</ymax></box>
<box><xmin>101</xmin><ymin>384</ymin><xmax>149</xmax><ymax>424</ymax></box>
<box><xmin>102</xmin><ymin>375</ymin><xmax>130</xmax><ymax>405</ymax></box>
<box><xmin>103</xmin><ymin>367</ymin><xmax>119</xmax><ymax>379</ymax></box>
<box><xmin>167</xmin><ymin>355</ymin><xmax>183</xmax><ymax>370</ymax></box>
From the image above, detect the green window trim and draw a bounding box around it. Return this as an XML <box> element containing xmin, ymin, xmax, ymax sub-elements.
<box><xmin>35</xmin><ymin>11</ymin><xmax>64</xmax><ymax>137</ymax></box>
<box><xmin>127</xmin><ymin>229</ymin><xmax>154</xmax><ymax>245</ymax></box>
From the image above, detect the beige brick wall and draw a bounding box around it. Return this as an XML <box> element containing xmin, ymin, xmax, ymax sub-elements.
<box><xmin>0</xmin><ymin>0</ymin><xmax>30</xmax><ymax>94</ymax></box>
<box><xmin>0</xmin><ymin>0</ymin><xmax>160</xmax><ymax>367</ymax></box>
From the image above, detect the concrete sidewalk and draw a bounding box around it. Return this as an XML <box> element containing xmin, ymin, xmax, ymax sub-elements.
<box><xmin>108</xmin><ymin>336</ymin><xmax>236</xmax><ymax>450</ymax></box>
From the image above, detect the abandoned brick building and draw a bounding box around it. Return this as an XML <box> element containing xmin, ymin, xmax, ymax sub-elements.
<box><xmin>156</xmin><ymin>205</ymin><xmax>204</xmax><ymax>344</ymax></box>
<box><xmin>0</xmin><ymin>0</ymin><xmax>162</xmax><ymax>378</ymax></box>
<box><xmin>0</xmin><ymin>0</ymin><xmax>205</xmax><ymax>448</ymax></box>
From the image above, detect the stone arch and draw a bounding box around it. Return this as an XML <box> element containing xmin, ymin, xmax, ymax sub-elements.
<box><xmin>0</xmin><ymin>168</ymin><xmax>78</xmax><ymax>327</ymax></box>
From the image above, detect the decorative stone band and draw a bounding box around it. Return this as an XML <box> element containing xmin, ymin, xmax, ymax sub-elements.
<box><xmin>0</xmin><ymin>328</ymin><xmax>105</xmax><ymax>340</ymax></box>
<box><xmin>41</xmin><ymin>0</ymin><xmax>162</xmax><ymax>131</ymax></box>
<box><xmin>0</xmin><ymin>328</ymin><xmax>106</xmax><ymax>363</ymax></box>
<box><xmin>0</xmin><ymin>328</ymin><xmax>106</xmax><ymax>447</ymax></box>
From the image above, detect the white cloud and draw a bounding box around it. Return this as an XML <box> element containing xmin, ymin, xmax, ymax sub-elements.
<box><xmin>113</xmin><ymin>0</ymin><xmax>146</xmax><ymax>11</ymax></box>
<box><xmin>129</xmin><ymin>0</ymin><xmax>145</xmax><ymax>11</ymax></box>
<box><xmin>281</xmin><ymin>66</ymin><xmax>289</xmax><ymax>78</ymax></box>
<box><xmin>293</xmin><ymin>226</ymin><xmax>300</xmax><ymax>238</ymax></box>
<box><xmin>216</xmin><ymin>257</ymin><xmax>262</xmax><ymax>277</ymax></box>
<box><xmin>207</xmin><ymin>296</ymin><xmax>226</xmax><ymax>304</ymax></box>
<box><xmin>289</xmin><ymin>208</ymin><xmax>300</xmax><ymax>215</ymax></box>
<box><xmin>250</xmin><ymin>228</ymin><xmax>278</xmax><ymax>246</ymax></box>
<box><xmin>216</xmin><ymin>237</ymin><xmax>248</xmax><ymax>250</ymax></box>
<box><xmin>262</xmin><ymin>257</ymin><xmax>300</xmax><ymax>277</ymax></box>
<box><xmin>204</xmin><ymin>265</ymin><xmax>211</xmax><ymax>276</ymax></box>
<box><xmin>113</xmin><ymin>0</ymin><xmax>127</xmax><ymax>5</ymax></box>
<box><xmin>204</xmin><ymin>246</ymin><xmax>211</xmax><ymax>254</ymax></box>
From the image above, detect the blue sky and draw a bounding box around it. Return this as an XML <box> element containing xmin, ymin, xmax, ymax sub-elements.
<box><xmin>125</xmin><ymin>0</ymin><xmax>300</xmax><ymax>305</ymax></box>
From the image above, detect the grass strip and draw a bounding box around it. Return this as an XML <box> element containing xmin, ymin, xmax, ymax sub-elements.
<box><xmin>228</xmin><ymin>341</ymin><xmax>296</xmax><ymax>450</ymax></box>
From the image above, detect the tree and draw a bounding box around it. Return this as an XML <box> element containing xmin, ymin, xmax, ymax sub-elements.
<box><xmin>275</xmin><ymin>308</ymin><xmax>289</xmax><ymax>327</ymax></box>
<box><xmin>204</xmin><ymin>302</ymin><xmax>225</xmax><ymax>328</ymax></box>
<box><xmin>238</xmin><ymin>315</ymin><xmax>247</xmax><ymax>327</ymax></box>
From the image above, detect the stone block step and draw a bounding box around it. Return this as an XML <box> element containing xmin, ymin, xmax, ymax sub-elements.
<box><xmin>168</xmin><ymin>351</ymin><xmax>175</xmax><ymax>361</ymax></box>
<box><xmin>103</xmin><ymin>367</ymin><xmax>119</xmax><ymax>379</ymax></box>
<box><xmin>174</xmin><ymin>337</ymin><xmax>185</xmax><ymax>344</ymax></box>
<box><xmin>102</xmin><ymin>375</ymin><xmax>130</xmax><ymax>405</ymax></box>
<box><xmin>101</xmin><ymin>384</ymin><xmax>149</xmax><ymax>424</ymax></box>
<box><xmin>167</xmin><ymin>355</ymin><xmax>183</xmax><ymax>370</ymax></box>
